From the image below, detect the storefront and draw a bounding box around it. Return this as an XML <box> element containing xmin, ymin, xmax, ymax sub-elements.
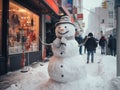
<box><xmin>0</xmin><ymin>0</ymin><xmax>61</xmax><ymax>75</ymax></box>
<box><xmin>0</xmin><ymin>0</ymin><xmax>2</xmax><ymax>56</ymax></box>
<box><xmin>0</xmin><ymin>0</ymin><xmax>5</xmax><ymax>75</ymax></box>
<box><xmin>8</xmin><ymin>1</ymin><xmax>41</xmax><ymax>71</ymax></box>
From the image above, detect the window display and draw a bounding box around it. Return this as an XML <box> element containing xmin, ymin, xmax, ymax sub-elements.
<box><xmin>9</xmin><ymin>2</ymin><xmax>39</xmax><ymax>54</ymax></box>
<box><xmin>0</xmin><ymin>0</ymin><xmax>2</xmax><ymax>55</ymax></box>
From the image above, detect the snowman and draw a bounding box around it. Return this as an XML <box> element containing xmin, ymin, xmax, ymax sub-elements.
<box><xmin>40</xmin><ymin>16</ymin><xmax>87</xmax><ymax>90</ymax></box>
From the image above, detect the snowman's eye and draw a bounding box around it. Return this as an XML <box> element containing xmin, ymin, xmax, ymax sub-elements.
<box><xmin>65</xmin><ymin>26</ymin><xmax>67</xmax><ymax>28</ymax></box>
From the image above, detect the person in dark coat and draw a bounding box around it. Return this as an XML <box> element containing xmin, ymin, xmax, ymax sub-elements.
<box><xmin>108</xmin><ymin>35</ymin><xmax>116</xmax><ymax>56</ymax></box>
<box><xmin>84</xmin><ymin>32</ymin><xmax>97</xmax><ymax>63</ymax></box>
<box><xmin>75</xmin><ymin>31</ymin><xmax>83</xmax><ymax>55</ymax></box>
<box><xmin>99</xmin><ymin>36</ymin><xmax>107</xmax><ymax>54</ymax></box>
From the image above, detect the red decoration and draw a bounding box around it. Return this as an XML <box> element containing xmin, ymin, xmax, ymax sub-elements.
<box><xmin>42</xmin><ymin>47</ymin><xmax>46</xmax><ymax>61</ymax></box>
<box><xmin>20</xmin><ymin>51</ymin><xmax>26</xmax><ymax>68</ymax></box>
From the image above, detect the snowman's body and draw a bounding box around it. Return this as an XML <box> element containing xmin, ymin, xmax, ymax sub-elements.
<box><xmin>40</xmin><ymin>16</ymin><xmax>87</xmax><ymax>90</ymax></box>
<box><xmin>48</xmin><ymin>22</ymin><xmax>86</xmax><ymax>83</ymax></box>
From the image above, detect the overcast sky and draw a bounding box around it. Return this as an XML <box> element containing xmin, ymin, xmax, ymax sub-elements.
<box><xmin>83</xmin><ymin>0</ymin><xmax>103</xmax><ymax>30</ymax></box>
<box><xmin>83</xmin><ymin>0</ymin><xmax>103</xmax><ymax>9</ymax></box>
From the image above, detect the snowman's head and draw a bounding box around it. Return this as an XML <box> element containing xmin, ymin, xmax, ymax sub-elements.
<box><xmin>55</xmin><ymin>16</ymin><xmax>75</xmax><ymax>38</ymax></box>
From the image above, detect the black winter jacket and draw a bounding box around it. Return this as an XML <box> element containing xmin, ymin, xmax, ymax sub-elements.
<box><xmin>99</xmin><ymin>37</ymin><xmax>107</xmax><ymax>47</ymax></box>
<box><xmin>85</xmin><ymin>37</ymin><xmax>97</xmax><ymax>51</ymax></box>
<box><xmin>108</xmin><ymin>37</ymin><xmax>116</xmax><ymax>50</ymax></box>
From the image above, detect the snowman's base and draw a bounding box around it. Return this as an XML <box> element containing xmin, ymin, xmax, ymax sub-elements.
<box><xmin>39</xmin><ymin>79</ymin><xmax>86</xmax><ymax>90</ymax></box>
<box><xmin>38</xmin><ymin>75</ymin><xmax>108</xmax><ymax>90</ymax></box>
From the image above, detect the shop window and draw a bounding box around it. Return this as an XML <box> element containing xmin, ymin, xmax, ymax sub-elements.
<box><xmin>8</xmin><ymin>2</ymin><xmax>39</xmax><ymax>54</ymax></box>
<box><xmin>0</xmin><ymin>0</ymin><xmax>2</xmax><ymax>55</ymax></box>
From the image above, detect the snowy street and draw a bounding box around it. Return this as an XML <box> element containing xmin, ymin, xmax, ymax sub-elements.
<box><xmin>0</xmin><ymin>47</ymin><xmax>116</xmax><ymax>90</ymax></box>
<box><xmin>0</xmin><ymin>0</ymin><xmax>119</xmax><ymax>90</ymax></box>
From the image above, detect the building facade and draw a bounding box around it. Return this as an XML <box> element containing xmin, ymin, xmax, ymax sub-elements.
<box><xmin>0</xmin><ymin>0</ymin><xmax>71</xmax><ymax>75</ymax></box>
<box><xmin>104</xmin><ymin>0</ymin><xmax>116</xmax><ymax>37</ymax></box>
<box><xmin>87</xmin><ymin>7</ymin><xmax>108</xmax><ymax>38</ymax></box>
<box><xmin>73</xmin><ymin>0</ymin><xmax>84</xmax><ymax>35</ymax></box>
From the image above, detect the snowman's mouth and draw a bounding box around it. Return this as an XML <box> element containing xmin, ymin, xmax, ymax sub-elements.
<box><xmin>58</xmin><ymin>31</ymin><xmax>69</xmax><ymax>35</ymax></box>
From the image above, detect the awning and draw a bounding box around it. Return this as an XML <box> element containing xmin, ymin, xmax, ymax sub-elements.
<box><xmin>14</xmin><ymin>0</ymin><xmax>60</xmax><ymax>18</ymax></box>
<box><xmin>106</xmin><ymin>27</ymin><xmax>114</xmax><ymax>31</ymax></box>
<box><xmin>42</xmin><ymin>0</ymin><xmax>60</xmax><ymax>16</ymax></box>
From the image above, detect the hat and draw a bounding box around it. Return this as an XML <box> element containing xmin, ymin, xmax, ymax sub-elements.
<box><xmin>55</xmin><ymin>16</ymin><xmax>75</xmax><ymax>27</ymax></box>
<box><xmin>88</xmin><ymin>33</ymin><xmax>93</xmax><ymax>37</ymax></box>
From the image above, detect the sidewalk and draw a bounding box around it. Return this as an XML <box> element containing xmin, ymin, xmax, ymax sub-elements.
<box><xmin>0</xmin><ymin>48</ymin><xmax>116</xmax><ymax>90</ymax></box>
<box><xmin>0</xmin><ymin>62</ymin><xmax>47</xmax><ymax>90</ymax></box>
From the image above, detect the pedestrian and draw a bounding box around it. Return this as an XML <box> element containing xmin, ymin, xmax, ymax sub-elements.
<box><xmin>99</xmin><ymin>36</ymin><xmax>107</xmax><ymax>54</ymax></box>
<box><xmin>75</xmin><ymin>30</ymin><xmax>83</xmax><ymax>55</ymax></box>
<box><xmin>108</xmin><ymin>35</ymin><xmax>116</xmax><ymax>56</ymax></box>
<box><xmin>84</xmin><ymin>32</ymin><xmax>97</xmax><ymax>63</ymax></box>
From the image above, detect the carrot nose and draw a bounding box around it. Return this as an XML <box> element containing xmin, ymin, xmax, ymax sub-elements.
<box><xmin>58</xmin><ymin>26</ymin><xmax>64</xmax><ymax>31</ymax></box>
<box><xmin>59</xmin><ymin>27</ymin><xmax>64</xmax><ymax>31</ymax></box>
<box><xmin>60</xmin><ymin>28</ymin><xmax>64</xmax><ymax>31</ymax></box>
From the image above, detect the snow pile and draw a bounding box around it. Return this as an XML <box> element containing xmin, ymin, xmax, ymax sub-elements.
<box><xmin>5</xmin><ymin>63</ymin><xmax>49</xmax><ymax>90</ymax></box>
<box><xmin>5</xmin><ymin>53</ymin><xmax>117</xmax><ymax>90</ymax></box>
<box><xmin>109</xmin><ymin>77</ymin><xmax>120</xmax><ymax>90</ymax></box>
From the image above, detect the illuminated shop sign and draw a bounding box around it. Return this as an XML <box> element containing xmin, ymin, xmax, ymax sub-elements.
<box><xmin>77</xmin><ymin>14</ymin><xmax>83</xmax><ymax>20</ymax></box>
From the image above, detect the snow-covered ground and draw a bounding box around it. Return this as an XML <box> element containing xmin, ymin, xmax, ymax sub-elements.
<box><xmin>4</xmin><ymin>47</ymin><xmax>117</xmax><ymax>90</ymax></box>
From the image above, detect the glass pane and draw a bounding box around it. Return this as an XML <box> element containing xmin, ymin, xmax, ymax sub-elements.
<box><xmin>8</xmin><ymin>2</ymin><xmax>39</xmax><ymax>55</ymax></box>
<box><xmin>0</xmin><ymin>0</ymin><xmax>2</xmax><ymax>55</ymax></box>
